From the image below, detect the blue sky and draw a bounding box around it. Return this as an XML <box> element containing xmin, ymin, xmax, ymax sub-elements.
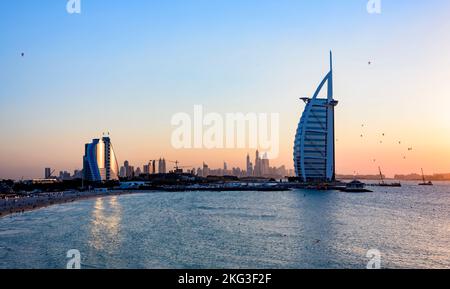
<box><xmin>1</xmin><ymin>0</ymin><xmax>450</xmax><ymax>179</ymax></box>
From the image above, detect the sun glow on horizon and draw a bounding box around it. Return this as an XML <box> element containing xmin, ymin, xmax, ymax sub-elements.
<box><xmin>1</xmin><ymin>1</ymin><xmax>450</xmax><ymax>179</ymax></box>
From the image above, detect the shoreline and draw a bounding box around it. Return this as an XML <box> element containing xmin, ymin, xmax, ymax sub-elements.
<box><xmin>0</xmin><ymin>186</ymin><xmax>298</xmax><ymax>219</ymax></box>
<box><xmin>0</xmin><ymin>183</ymin><xmax>350</xmax><ymax>219</ymax></box>
<box><xmin>2</xmin><ymin>179</ymin><xmax>418</xmax><ymax>219</ymax></box>
<box><xmin>0</xmin><ymin>190</ymin><xmax>137</xmax><ymax>219</ymax></box>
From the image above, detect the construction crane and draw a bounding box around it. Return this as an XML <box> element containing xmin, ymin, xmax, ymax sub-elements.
<box><xmin>47</xmin><ymin>169</ymin><xmax>56</xmax><ymax>179</ymax></box>
<box><xmin>167</xmin><ymin>160</ymin><xmax>192</xmax><ymax>173</ymax></box>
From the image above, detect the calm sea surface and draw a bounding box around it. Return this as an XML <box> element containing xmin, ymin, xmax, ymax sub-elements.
<box><xmin>1</xmin><ymin>182</ymin><xmax>450</xmax><ymax>269</ymax></box>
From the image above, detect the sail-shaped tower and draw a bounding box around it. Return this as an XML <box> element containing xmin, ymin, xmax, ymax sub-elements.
<box><xmin>293</xmin><ymin>52</ymin><xmax>338</xmax><ymax>182</ymax></box>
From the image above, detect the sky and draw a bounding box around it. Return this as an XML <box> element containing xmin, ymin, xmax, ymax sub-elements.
<box><xmin>1</xmin><ymin>0</ymin><xmax>450</xmax><ymax>179</ymax></box>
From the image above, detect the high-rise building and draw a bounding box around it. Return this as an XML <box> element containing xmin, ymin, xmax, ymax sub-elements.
<box><xmin>73</xmin><ymin>170</ymin><xmax>83</xmax><ymax>179</ymax></box>
<box><xmin>143</xmin><ymin>164</ymin><xmax>150</xmax><ymax>175</ymax></box>
<box><xmin>119</xmin><ymin>166</ymin><xmax>126</xmax><ymax>178</ymax></box>
<box><xmin>202</xmin><ymin>162</ymin><xmax>210</xmax><ymax>177</ymax></box>
<box><xmin>44</xmin><ymin>168</ymin><xmax>52</xmax><ymax>179</ymax></box>
<box><xmin>122</xmin><ymin>161</ymin><xmax>134</xmax><ymax>178</ymax></box>
<box><xmin>294</xmin><ymin>52</ymin><xmax>338</xmax><ymax>182</ymax></box>
<box><xmin>254</xmin><ymin>150</ymin><xmax>262</xmax><ymax>177</ymax></box>
<box><xmin>157</xmin><ymin>159</ymin><xmax>162</xmax><ymax>174</ymax></box>
<box><xmin>135</xmin><ymin>167</ymin><xmax>142</xmax><ymax>176</ymax></box>
<box><xmin>59</xmin><ymin>171</ymin><xmax>71</xmax><ymax>181</ymax></box>
<box><xmin>261</xmin><ymin>153</ymin><xmax>270</xmax><ymax>176</ymax></box>
<box><xmin>83</xmin><ymin>136</ymin><xmax>119</xmax><ymax>182</ymax></box>
<box><xmin>158</xmin><ymin>158</ymin><xmax>167</xmax><ymax>174</ymax></box>
<box><xmin>246</xmin><ymin>154</ymin><xmax>253</xmax><ymax>177</ymax></box>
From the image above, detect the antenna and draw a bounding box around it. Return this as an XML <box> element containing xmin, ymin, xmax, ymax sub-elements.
<box><xmin>330</xmin><ymin>50</ymin><xmax>333</xmax><ymax>72</ymax></box>
<box><xmin>327</xmin><ymin>50</ymin><xmax>334</xmax><ymax>101</ymax></box>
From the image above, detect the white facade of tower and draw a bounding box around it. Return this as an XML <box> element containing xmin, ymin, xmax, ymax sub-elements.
<box><xmin>293</xmin><ymin>52</ymin><xmax>338</xmax><ymax>182</ymax></box>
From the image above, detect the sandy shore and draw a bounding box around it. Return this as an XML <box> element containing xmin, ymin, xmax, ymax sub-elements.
<box><xmin>0</xmin><ymin>190</ymin><xmax>136</xmax><ymax>219</ymax></box>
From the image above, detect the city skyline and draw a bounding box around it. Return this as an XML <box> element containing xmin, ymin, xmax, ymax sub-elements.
<box><xmin>37</xmin><ymin>146</ymin><xmax>295</xmax><ymax>182</ymax></box>
<box><xmin>2</xmin><ymin>1</ymin><xmax>450</xmax><ymax>179</ymax></box>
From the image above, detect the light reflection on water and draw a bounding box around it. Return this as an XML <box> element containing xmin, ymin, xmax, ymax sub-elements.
<box><xmin>0</xmin><ymin>182</ymin><xmax>450</xmax><ymax>269</ymax></box>
<box><xmin>89</xmin><ymin>197</ymin><xmax>122</xmax><ymax>253</ymax></box>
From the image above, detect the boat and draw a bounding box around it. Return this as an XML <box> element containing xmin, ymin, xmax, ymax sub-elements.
<box><xmin>340</xmin><ymin>180</ymin><xmax>372</xmax><ymax>193</ymax></box>
<box><xmin>306</xmin><ymin>183</ymin><xmax>331</xmax><ymax>191</ymax></box>
<box><xmin>419</xmin><ymin>168</ymin><xmax>433</xmax><ymax>186</ymax></box>
<box><xmin>376</xmin><ymin>167</ymin><xmax>402</xmax><ymax>187</ymax></box>
<box><xmin>378</xmin><ymin>182</ymin><xmax>402</xmax><ymax>188</ymax></box>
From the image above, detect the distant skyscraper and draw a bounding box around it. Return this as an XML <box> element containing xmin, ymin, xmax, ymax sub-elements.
<box><xmin>122</xmin><ymin>161</ymin><xmax>135</xmax><ymax>178</ymax></box>
<box><xmin>135</xmin><ymin>167</ymin><xmax>142</xmax><ymax>176</ymax></box>
<box><xmin>119</xmin><ymin>166</ymin><xmax>126</xmax><ymax>178</ymax></box>
<box><xmin>83</xmin><ymin>136</ymin><xmax>119</xmax><ymax>182</ymax></box>
<box><xmin>157</xmin><ymin>158</ymin><xmax>167</xmax><ymax>174</ymax></box>
<box><xmin>44</xmin><ymin>168</ymin><xmax>52</xmax><ymax>179</ymax></box>
<box><xmin>122</xmin><ymin>161</ymin><xmax>128</xmax><ymax>177</ymax></box>
<box><xmin>202</xmin><ymin>162</ymin><xmax>210</xmax><ymax>177</ymax></box>
<box><xmin>157</xmin><ymin>159</ymin><xmax>162</xmax><ymax>174</ymax></box>
<box><xmin>294</xmin><ymin>52</ymin><xmax>338</xmax><ymax>182</ymax></box>
<box><xmin>246</xmin><ymin>154</ymin><xmax>253</xmax><ymax>177</ymax></box>
<box><xmin>254</xmin><ymin>150</ymin><xmax>262</xmax><ymax>177</ymax></box>
<box><xmin>160</xmin><ymin>159</ymin><xmax>167</xmax><ymax>174</ymax></box>
<box><xmin>143</xmin><ymin>164</ymin><xmax>150</xmax><ymax>175</ymax></box>
<box><xmin>261</xmin><ymin>153</ymin><xmax>270</xmax><ymax>176</ymax></box>
<box><xmin>73</xmin><ymin>170</ymin><xmax>83</xmax><ymax>179</ymax></box>
<box><xmin>59</xmin><ymin>171</ymin><xmax>71</xmax><ymax>181</ymax></box>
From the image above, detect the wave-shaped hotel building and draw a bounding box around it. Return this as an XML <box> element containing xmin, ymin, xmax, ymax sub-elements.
<box><xmin>83</xmin><ymin>136</ymin><xmax>120</xmax><ymax>182</ymax></box>
<box><xmin>294</xmin><ymin>52</ymin><xmax>338</xmax><ymax>183</ymax></box>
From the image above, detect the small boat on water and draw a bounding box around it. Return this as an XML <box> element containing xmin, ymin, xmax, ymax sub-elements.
<box><xmin>340</xmin><ymin>180</ymin><xmax>372</xmax><ymax>193</ymax></box>
<box><xmin>305</xmin><ymin>183</ymin><xmax>331</xmax><ymax>191</ymax></box>
<box><xmin>378</xmin><ymin>182</ymin><xmax>402</xmax><ymax>188</ymax></box>
<box><xmin>376</xmin><ymin>167</ymin><xmax>402</xmax><ymax>187</ymax></box>
<box><xmin>419</xmin><ymin>168</ymin><xmax>433</xmax><ymax>186</ymax></box>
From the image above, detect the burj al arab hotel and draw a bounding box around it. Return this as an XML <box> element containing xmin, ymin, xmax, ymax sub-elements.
<box><xmin>293</xmin><ymin>52</ymin><xmax>338</xmax><ymax>182</ymax></box>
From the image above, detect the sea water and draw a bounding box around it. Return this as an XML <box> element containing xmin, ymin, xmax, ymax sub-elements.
<box><xmin>0</xmin><ymin>181</ymin><xmax>449</xmax><ymax>269</ymax></box>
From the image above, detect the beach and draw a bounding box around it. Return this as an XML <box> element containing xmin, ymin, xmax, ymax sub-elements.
<box><xmin>0</xmin><ymin>190</ymin><xmax>135</xmax><ymax>218</ymax></box>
